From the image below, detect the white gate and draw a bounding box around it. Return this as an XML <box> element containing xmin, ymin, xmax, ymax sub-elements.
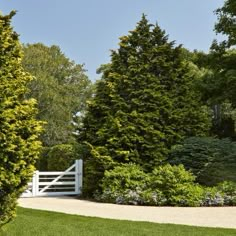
<box><xmin>21</xmin><ymin>159</ymin><xmax>83</xmax><ymax>197</ymax></box>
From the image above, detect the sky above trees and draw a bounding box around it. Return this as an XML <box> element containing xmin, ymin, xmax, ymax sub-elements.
<box><xmin>1</xmin><ymin>0</ymin><xmax>224</xmax><ymax>81</ymax></box>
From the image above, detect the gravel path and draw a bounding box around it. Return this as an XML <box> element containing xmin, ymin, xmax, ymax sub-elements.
<box><xmin>18</xmin><ymin>197</ymin><xmax>236</xmax><ymax>229</ymax></box>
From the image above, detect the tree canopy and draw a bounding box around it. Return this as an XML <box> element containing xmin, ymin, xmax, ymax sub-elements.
<box><xmin>195</xmin><ymin>0</ymin><xmax>236</xmax><ymax>139</ymax></box>
<box><xmin>214</xmin><ymin>0</ymin><xmax>236</xmax><ymax>48</ymax></box>
<box><xmin>22</xmin><ymin>43</ymin><xmax>93</xmax><ymax>147</ymax></box>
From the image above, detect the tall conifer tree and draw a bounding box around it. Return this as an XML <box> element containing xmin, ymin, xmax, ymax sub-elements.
<box><xmin>78</xmin><ymin>16</ymin><xmax>210</xmax><ymax>195</ymax></box>
<box><xmin>0</xmin><ymin>12</ymin><xmax>42</xmax><ymax>226</ymax></box>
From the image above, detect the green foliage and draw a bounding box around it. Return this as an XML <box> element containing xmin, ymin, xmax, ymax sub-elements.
<box><xmin>97</xmin><ymin>164</ymin><xmax>204</xmax><ymax>207</ymax></box>
<box><xmin>47</xmin><ymin>144</ymin><xmax>76</xmax><ymax>171</ymax></box>
<box><xmin>181</xmin><ymin>48</ymin><xmax>236</xmax><ymax>139</ymax></box>
<box><xmin>198</xmin><ymin>50</ymin><xmax>236</xmax><ymax>106</ymax></box>
<box><xmin>213</xmin><ymin>102</ymin><xmax>236</xmax><ymax>139</ymax></box>
<box><xmin>96</xmin><ymin>164</ymin><xmax>149</xmax><ymax>204</ymax></box>
<box><xmin>78</xmin><ymin>15</ymin><xmax>210</xmax><ymax>196</ymax></box>
<box><xmin>97</xmin><ymin>163</ymin><xmax>236</xmax><ymax>206</ymax></box>
<box><xmin>22</xmin><ymin>43</ymin><xmax>93</xmax><ymax>147</ymax></box>
<box><xmin>214</xmin><ymin>0</ymin><xmax>236</xmax><ymax>48</ymax></box>
<box><xmin>197</xmin><ymin>51</ymin><xmax>236</xmax><ymax>139</ymax></box>
<box><xmin>35</xmin><ymin>143</ymin><xmax>83</xmax><ymax>171</ymax></box>
<box><xmin>96</xmin><ymin>163</ymin><xmax>164</xmax><ymax>205</ymax></box>
<box><xmin>212</xmin><ymin>0</ymin><xmax>236</xmax><ymax>112</ymax></box>
<box><xmin>202</xmin><ymin>187</ymin><xmax>224</xmax><ymax>206</ymax></box>
<box><xmin>100</xmin><ymin>164</ymin><xmax>148</xmax><ymax>192</ymax></box>
<box><xmin>168</xmin><ymin>137</ymin><xmax>236</xmax><ymax>186</ymax></box>
<box><xmin>0</xmin><ymin>12</ymin><xmax>42</xmax><ymax>227</ymax></box>
<box><xmin>181</xmin><ymin>48</ymin><xmax>236</xmax><ymax>140</ymax></box>
<box><xmin>203</xmin><ymin>0</ymin><xmax>236</xmax><ymax>138</ymax></box>
<box><xmin>216</xmin><ymin>181</ymin><xmax>236</xmax><ymax>205</ymax></box>
<box><xmin>35</xmin><ymin>146</ymin><xmax>50</xmax><ymax>170</ymax></box>
<box><xmin>149</xmin><ymin>164</ymin><xmax>203</xmax><ymax>206</ymax></box>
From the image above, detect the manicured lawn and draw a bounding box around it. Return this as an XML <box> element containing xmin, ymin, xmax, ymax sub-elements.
<box><xmin>1</xmin><ymin>207</ymin><xmax>236</xmax><ymax>236</ymax></box>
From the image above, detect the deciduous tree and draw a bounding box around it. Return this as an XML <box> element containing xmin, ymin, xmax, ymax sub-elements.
<box><xmin>22</xmin><ymin>43</ymin><xmax>93</xmax><ymax>147</ymax></box>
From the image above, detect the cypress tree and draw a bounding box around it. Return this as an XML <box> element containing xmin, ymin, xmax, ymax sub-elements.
<box><xmin>78</xmin><ymin>15</ymin><xmax>210</xmax><ymax>195</ymax></box>
<box><xmin>0</xmin><ymin>12</ymin><xmax>43</xmax><ymax>226</ymax></box>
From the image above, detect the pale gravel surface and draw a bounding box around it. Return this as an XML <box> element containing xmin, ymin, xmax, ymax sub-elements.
<box><xmin>18</xmin><ymin>197</ymin><xmax>236</xmax><ymax>229</ymax></box>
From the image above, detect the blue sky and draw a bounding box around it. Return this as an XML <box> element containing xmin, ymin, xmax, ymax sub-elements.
<box><xmin>1</xmin><ymin>0</ymin><xmax>224</xmax><ymax>81</ymax></box>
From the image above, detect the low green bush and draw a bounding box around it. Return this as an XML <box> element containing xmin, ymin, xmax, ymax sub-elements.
<box><xmin>149</xmin><ymin>164</ymin><xmax>204</xmax><ymax>206</ymax></box>
<box><xmin>96</xmin><ymin>163</ymin><xmax>149</xmax><ymax>204</ymax></box>
<box><xmin>97</xmin><ymin>164</ymin><xmax>204</xmax><ymax>206</ymax></box>
<box><xmin>168</xmin><ymin>137</ymin><xmax>236</xmax><ymax>186</ymax></box>
<box><xmin>202</xmin><ymin>187</ymin><xmax>224</xmax><ymax>206</ymax></box>
<box><xmin>216</xmin><ymin>181</ymin><xmax>236</xmax><ymax>206</ymax></box>
<box><xmin>96</xmin><ymin>163</ymin><xmax>236</xmax><ymax>207</ymax></box>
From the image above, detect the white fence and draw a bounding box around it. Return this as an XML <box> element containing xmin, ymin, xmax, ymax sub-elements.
<box><xmin>21</xmin><ymin>159</ymin><xmax>83</xmax><ymax>197</ymax></box>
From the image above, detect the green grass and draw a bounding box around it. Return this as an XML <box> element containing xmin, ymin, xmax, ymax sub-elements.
<box><xmin>1</xmin><ymin>207</ymin><xmax>236</xmax><ymax>236</ymax></box>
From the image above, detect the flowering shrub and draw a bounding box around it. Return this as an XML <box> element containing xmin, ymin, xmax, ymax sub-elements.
<box><xmin>95</xmin><ymin>164</ymin><xmax>236</xmax><ymax>206</ymax></box>
<box><xmin>202</xmin><ymin>187</ymin><xmax>224</xmax><ymax>206</ymax></box>
<box><xmin>216</xmin><ymin>181</ymin><xmax>236</xmax><ymax>206</ymax></box>
<box><xmin>96</xmin><ymin>164</ymin><xmax>202</xmax><ymax>206</ymax></box>
<box><xmin>95</xmin><ymin>163</ymin><xmax>149</xmax><ymax>204</ymax></box>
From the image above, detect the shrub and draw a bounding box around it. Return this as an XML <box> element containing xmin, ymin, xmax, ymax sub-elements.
<box><xmin>202</xmin><ymin>187</ymin><xmax>224</xmax><ymax>206</ymax></box>
<box><xmin>168</xmin><ymin>137</ymin><xmax>236</xmax><ymax>186</ymax></box>
<box><xmin>149</xmin><ymin>164</ymin><xmax>204</xmax><ymax>206</ymax></box>
<box><xmin>216</xmin><ymin>181</ymin><xmax>236</xmax><ymax>206</ymax></box>
<box><xmin>35</xmin><ymin>147</ymin><xmax>50</xmax><ymax>170</ymax></box>
<box><xmin>139</xmin><ymin>189</ymin><xmax>167</xmax><ymax>206</ymax></box>
<box><xmin>97</xmin><ymin>164</ymin><xmax>204</xmax><ymax>206</ymax></box>
<box><xmin>47</xmin><ymin>144</ymin><xmax>75</xmax><ymax>171</ymax></box>
<box><xmin>96</xmin><ymin>163</ymin><xmax>149</xmax><ymax>204</ymax></box>
<box><xmin>97</xmin><ymin>163</ymin><xmax>236</xmax><ymax>206</ymax></box>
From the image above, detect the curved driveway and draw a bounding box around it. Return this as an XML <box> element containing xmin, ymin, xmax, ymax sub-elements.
<box><xmin>18</xmin><ymin>197</ymin><xmax>236</xmax><ymax>229</ymax></box>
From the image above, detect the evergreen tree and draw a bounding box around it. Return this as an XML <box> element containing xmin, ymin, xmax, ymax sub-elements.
<box><xmin>78</xmin><ymin>15</ymin><xmax>210</xmax><ymax>196</ymax></box>
<box><xmin>0</xmin><ymin>12</ymin><xmax>42</xmax><ymax>226</ymax></box>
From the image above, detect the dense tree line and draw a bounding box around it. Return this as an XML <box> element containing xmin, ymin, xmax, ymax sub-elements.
<box><xmin>77</xmin><ymin>0</ymin><xmax>236</xmax><ymax>201</ymax></box>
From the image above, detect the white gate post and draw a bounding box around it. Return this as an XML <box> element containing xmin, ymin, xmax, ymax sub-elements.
<box><xmin>75</xmin><ymin>159</ymin><xmax>83</xmax><ymax>194</ymax></box>
<box><xmin>32</xmin><ymin>170</ymin><xmax>39</xmax><ymax>196</ymax></box>
<box><xmin>32</xmin><ymin>171</ymin><xmax>35</xmax><ymax>196</ymax></box>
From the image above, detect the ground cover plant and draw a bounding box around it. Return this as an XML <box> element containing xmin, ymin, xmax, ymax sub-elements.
<box><xmin>1</xmin><ymin>208</ymin><xmax>236</xmax><ymax>236</ymax></box>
